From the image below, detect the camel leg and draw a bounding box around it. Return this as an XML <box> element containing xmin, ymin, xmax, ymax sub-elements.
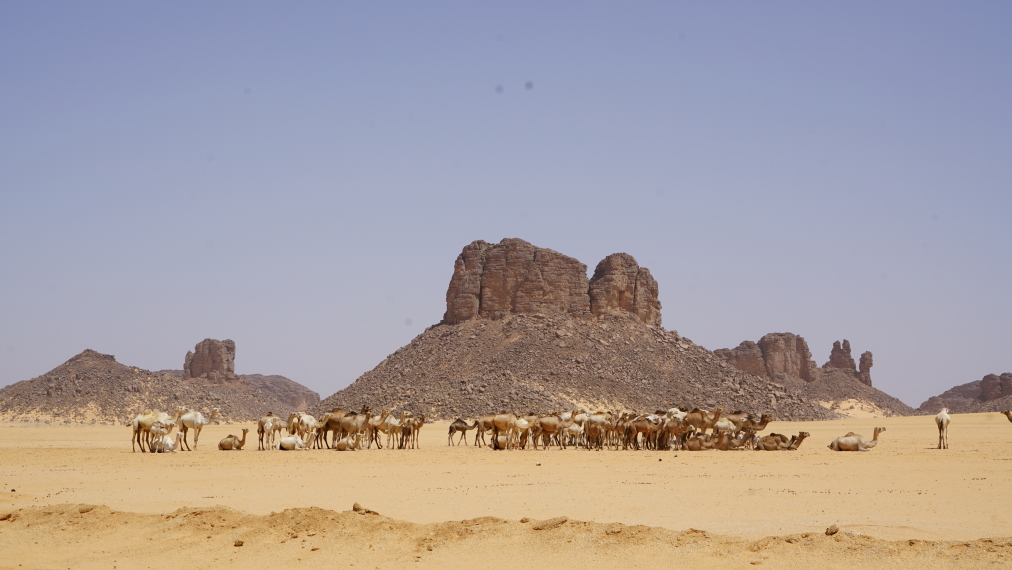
<box><xmin>180</xmin><ymin>427</ymin><xmax>192</xmax><ymax>451</ymax></box>
<box><xmin>193</xmin><ymin>427</ymin><xmax>201</xmax><ymax>451</ymax></box>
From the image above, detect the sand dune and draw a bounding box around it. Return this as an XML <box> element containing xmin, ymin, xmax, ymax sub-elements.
<box><xmin>2</xmin><ymin>413</ymin><xmax>1011</xmax><ymax>568</ymax></box>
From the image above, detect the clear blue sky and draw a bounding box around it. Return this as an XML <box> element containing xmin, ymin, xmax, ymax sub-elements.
<box><xmin>2</xmin><ymin>2</ymin><xmax>1010</xmax><ymax>408</ymax></box>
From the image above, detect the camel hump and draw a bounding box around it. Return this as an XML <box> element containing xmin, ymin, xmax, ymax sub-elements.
<box><xmin>844</xmin><ymin>432</ymin><xmax>857</xmax><ymax>437</ymax></box>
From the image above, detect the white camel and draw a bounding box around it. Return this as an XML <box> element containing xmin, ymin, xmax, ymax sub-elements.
<box><xmin>935</xmin><ymin>408</ymin><xmax>950</xmax><ymax>449</ymax></box>
<box><xmin>178</xmin><ymin>407</ymin><xmax>222</xmax><ymax>451</ymax></box>
<box><xmin>277</xmin><ymin>434</ymin><xmax>308</xmax><ymax>450</ymax></box>
<box><xmin>148</xmin><ymin>423</ymin><xmax>183</xmax><ymax>453</ymax></box>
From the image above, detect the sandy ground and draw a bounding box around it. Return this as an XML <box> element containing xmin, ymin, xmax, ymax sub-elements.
<box><xmin>1</xmin><ymin>413</ymin><xmax>1011</xmax><ymax>568</ymax></box>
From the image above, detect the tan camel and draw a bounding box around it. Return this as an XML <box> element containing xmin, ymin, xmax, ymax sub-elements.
<box><xmin>684</xmin><ymin>408</ymin><xmax>724</xmax><ymax>435</ymax></box>
<box><xmin>377</xmin><ymin>411</ymin><xmax>404</xmax><ymax>449</ymax></box>
<box><xmin>366</xmin><ymin>409</ymin><xmax>391</xmax><ymax>449</ymax></box>
<box><xmin>756</xmin><ymin>431</ymin><xmax>809</xmax><ymax>451</ymax></box>
<box><xmin>218</xmin><ymin>429</ymin><xmax>249</xmax><ymax>450</ymax></box>
<box><xmin>130</xmin><ymin>407</ymin><xmax>186</xmax><ymax>452</ymax></box>
<box><xmin>1002</xmin><ymin>411</ymin><xmax>1012</xmax><ymax>423</ymax></box>
<box><xmin>472</xmin><ymin>415</ymin><xmax>496</xmax><ymax>447</ymax></box>
<box><xmin>935</xmin><ymin>408</ymin><xmax>951</xmax><ymax>449</ymax></box>
<box><xmin>333</xmin><ymin>432</ymin><xmax>361</xmax><ymax>451</ymax></box>
<box><xmin>178</xmin><ymin>407</ymin><xmax>222</xmax><ymax>451</ymax></box>
<box><xmin>828</xmin><ymin>427</ymin><xmax>886</xmax><ymax>451</ymax></box>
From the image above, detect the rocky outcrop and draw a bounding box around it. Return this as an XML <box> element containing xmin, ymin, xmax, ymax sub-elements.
<box><xmin>858</xmin><ymin>351</ymin><xmax>873</xmax><ymax>387</ymax></box>
<box><xmin>314</xmin><ymin>311</ymin><xmax>837</xmax><ymax>421</ymax></box>
<box><xmin>713</xmin><ymin>341</ymin><xmax>766</xmax><ymax>378</ymax></box>
<box><xmin>824</xmin><ymin>340</ymin><xmax>857</xmax><ymax>371</ymax></box>
<box><xmin>981</xmin><ymin>374</ymin><xmax>1002</xmax><ymax>401</ymax></box>
<box><xmin>315</xmin><ymin>238</ymin><xmax>840</xmax><ymax>421</ymax></box>
<box><xmin>918</xmin><ymin>372</ymin><xmax>1012</xmax><ymax>413</ymax></box>
<box><xmin>443</xmin><ymin>239</ymin><xmax>591</xmax><ymax>324</ymax></box>
<box><xmin>757</xmin><ymin>333</ymin><xmax>818</xmax><ymax>383</ymax></box>
<box><xmin>588</xmin><ymin>253</ymin><xmax>661</xmax><ymax>326</ymax></box>
<box><xmin>443</xmin><ymin>239</ymin><xmax>662</xmax><ymax>327</ymax></box>
<box><xmin>183</xmin><ymin>339</ymin><xmax>239</xmax><ymax>383</ymax></box>
<box><xmin>242</xmin><ymin>374</ymin><xmax>320</xmax><ymax>410</ymax></box>
<box><xmin>715</xmin><ymin>335</ymin><xmax>908</xmax><ymax>416</ymax></box>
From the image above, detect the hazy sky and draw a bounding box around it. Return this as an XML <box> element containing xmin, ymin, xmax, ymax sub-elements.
<box><xmin>2</xmin><ymin>3</ymin><xmax>1010</xmax><ymax>408</ymax></box>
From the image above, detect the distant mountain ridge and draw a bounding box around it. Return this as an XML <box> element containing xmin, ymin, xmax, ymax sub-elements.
<box><xmin>0</xmin><ymin>348</ymin><xmax>319</xmax><ymax>424</ymax></box>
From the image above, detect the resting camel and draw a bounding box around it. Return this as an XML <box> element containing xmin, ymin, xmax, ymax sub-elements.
<box><xmin>756</xmin><ymin>431</ymin><xmax>809</xmax><ymax>451</ymax></box>
<box><xmin>828</xmin><ymin>427</ymin><xmax>886</xmax><ymax>451</ymax></box>
<box><xmin>148</xmin><ymin>422</ymin><xmax>183</xmax><ymax>453</ymax></box>
<box><xmin>277</xmin><ymin>435</ymin><xmax>308</xmax><ymax>450</ymax></box>
<box><xmin>178</xmin><ymin>407</ymin><xmax>222</xmax><ymax>451</ymax></box>
<box><xmin>334</xmin><ymin>432</ymin><xmax>361</xmax><ymax>451</ymax></box>
<box><xmin>218</xmin><ymin>429</ymin><xmax>249</xmax><ymax>450</ymax></box>
<box><xmin>935</xmin><ymin>408</ymin><xmax>950</xmax><ymax>449</ymax></box>
<box><xmin>447</xmin><ymin>418</ymin><xmax>478</xmax><ymax>445</ymax></box>
<box><xmin>257</xmin><ymin>412</ymin><xmax>279</xmax><ymax>450</ymax></box>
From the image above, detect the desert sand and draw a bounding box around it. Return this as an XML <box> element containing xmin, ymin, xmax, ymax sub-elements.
<box><xmin>2</xmin><ymin>412</ymin><xmax>1011</xmax><ymax>569</ymax></box>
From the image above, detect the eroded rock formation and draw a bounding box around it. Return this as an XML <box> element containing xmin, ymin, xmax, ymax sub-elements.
<box><xmin>184</xmin><ymin>339</ymin><xmax>239</xmax><ymax>383</ymax></box>
<box><xmin>443</xmin><ymin>239</ymin><xmax>661</xmax><ymax>326</ymax></box>
<box><xmin>713</xmin><ymin>341</ymin><xmax>766</xmax><ymax>378</ymax></box>
<box><xmin>858</xmin><ymin>351</ymin><xmax>873</xmax><ymax>387</ymax></box>
<box><xmin>824</xmin><ymin>340</ymin><xmax>857</xmax><ymax>371</ymax></box>
<box><xmin>757</xmin><ymin>333</ymin><xmax>819</xmax><ymax>383</ymax></box>
<box><xmin>588</xmin><ymin>253</ymin><xmax>661</xmax><ymax>326</ymax></box>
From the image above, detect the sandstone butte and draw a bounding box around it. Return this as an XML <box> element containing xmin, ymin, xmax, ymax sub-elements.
<box><xmin>314</xmin><ymin>238</ymin><xmax>911</xmax><ymax>420</ymax></box>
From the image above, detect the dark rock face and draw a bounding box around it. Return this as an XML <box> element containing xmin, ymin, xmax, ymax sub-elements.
<box><xmin>443</xmin><ymin>239</ymin><xmax>591</xmax><ymax>324</ymax></box>
<box><xmin>1002</xmin><ymin>373</ymin><xmax>1012</xmax><ymax>397</ymax></box>
<box><xmin>242</xmin><ymin>374</ymin><xmax>320</xmax><ymax>410</ymax></box>
<box><xmin>980</xmin><ymin>374</ymin><xmax>1002</xmax><ymax>401</ymax></box>
<box><xmin>713</xmin><ymin>341</ymin><xmax>767</xmax><ymax>378</ymax></box>
<box><xmin>443</xmin><ymin>239</ymin><xmax>663</xmax><ymax>327</ymax></box>
<box><xmin>757</xmin><ymin>333</ymin><xmax>818</xmax><ymax>383</ymax></box>
<box><xmin>858</xmin><ymin>351</ymin><xmax>874</xmax><ymax>387</ymax></box>
<box><xmin>824</xmin><ymin>340</ymin><xmax>857</xmax><ymax>371</ymax></box>
<box><xmin>183</xmin><ymin>339</ymin><xmax>238</xmax><ymax>383</ymax></box>
<box><xmin>588</xmin><ymin>253</ymin><xmax>662</xmax><ymax>327</ymax></box>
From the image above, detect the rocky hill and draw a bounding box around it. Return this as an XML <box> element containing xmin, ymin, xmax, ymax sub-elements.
<box><xmin>715</xmin><ymin>334</ymin><xmax>913</xmax><ymax>417</ymax></box>
<box><xmin>0</xmin><ymin>340</ymin><xmax>319</xmax><ymax>424</ymax></box>
<box><xmin>313</xmin><ymin>238</ymin><xmax>841</xmax><ymax>421</ymax></box>
<box><xmin>918</xmin><ymin>373</ymin><xmax>1012</xmax><ymax>413</ymax></box>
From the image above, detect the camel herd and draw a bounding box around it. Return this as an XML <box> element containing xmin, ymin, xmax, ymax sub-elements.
<box><xmin>126</xmin><ymin>405</ymin><xmax>1012</xmax><ymax>454</ymax></box>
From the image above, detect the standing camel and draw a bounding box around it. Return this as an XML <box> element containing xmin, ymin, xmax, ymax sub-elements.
<box><xmin>447</xmin><ymin>418</ymin><xmax>478</xmax><ymax>445</ymax></box>
<box><xmin>178</xmin><ymin>407</ymin><xmax>222</xmax><ymax>451</ymax></box>
<box><xmin>130</xmin><ymin>408</ymin><xmax>186</xmax><ymax>452</ymax></box>
<box><xmin>257</xmin><ymin>412</ymin><xmax>278</xmax><ymax>450</ymax></box>
<box><xmin>935</xmin><ymin>408</ymin><xmax>951</xmax><ymax>449</ymax></box>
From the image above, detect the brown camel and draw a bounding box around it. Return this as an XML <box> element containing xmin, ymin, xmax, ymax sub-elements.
<box><xmin>447</xmin><ymin>418</ymin><xmax>478</xmax><ymax>445</ymax></box>
<box><xmin>218</xmin><ymin>428</ymin><xmax>249</xmax><ymax>450</ymax></box>
<box><xmin>1002</xmin><ymin>411</ymin><xmax>1012</xmax><ymax>423</ymax></box>
<box><xmin>828</xmin><ymin>427</ymin><xmax>886</xmax><ymax>451</ymax></box>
